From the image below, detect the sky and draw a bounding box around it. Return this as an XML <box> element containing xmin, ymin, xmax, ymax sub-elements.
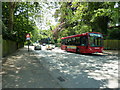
<box><xmin>35</xmin><ymin>2</ymin><xmax>60</xmax><ymax>30</ymax></box>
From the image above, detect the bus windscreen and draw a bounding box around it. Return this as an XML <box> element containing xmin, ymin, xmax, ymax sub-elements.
<box><xmin>89</xmin><ymin>33</ymin><xmax>103</xmax><ymax>47</ymax></box>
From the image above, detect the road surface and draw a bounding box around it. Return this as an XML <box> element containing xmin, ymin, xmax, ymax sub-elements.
<box><xmin>2</xmin><ymin>46</ymin><xmax>119</xmax><ymax>88</ymax></box>
<box><xmin>32</xmin><ymin>46</ymin><xmax>119</xmax><ymax>88</ymax></box>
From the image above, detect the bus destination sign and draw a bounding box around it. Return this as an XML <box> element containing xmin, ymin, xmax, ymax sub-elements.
<box><xmin>89</xmin><ymin>33</ymin><xmax>102</xmax><ymax>37</ymax></box>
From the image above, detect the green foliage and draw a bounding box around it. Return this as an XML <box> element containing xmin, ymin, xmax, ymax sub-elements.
<box><xmin>2</xmin><ymin>2</ymin><xmax>119</xmax><ymax>44</ymax></box>
<box><xmin>53</xmin><ymin>2</ymin><xmax>120</xmax><ymax>42</ymax></box>
<box><xmin>107</xmin><ymin>28</ymin><xmax>120</xmax><ymax>40</ymax></box>
<box><xmin>2</xmin><ymin>2</ymin><xmax>41</xmax><ymax>42</ymax></box>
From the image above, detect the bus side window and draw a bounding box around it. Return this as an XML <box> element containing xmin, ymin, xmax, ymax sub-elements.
<box><xmin>80</xmin><ymin>36</ymin><xmax>88</xmax><ymax>46</ymax></box>
<box><xmin>64</xmin><ymin>39</ymin><xmax>66</xmax><ymax>45</ymax></box>
<box><xmin>72</xmin><ymin>38</ymin><xmax>75</xmax><ymax>45</ymax></box>
<box><xmin>68</xmin><ymin>39</ymin><xmax>70</xmax><ymax>45</ymax></box>
<box><xmin>61</xmin><ymin>39</ymin><xmax>64</xmax><ymax>45</ymax></box>
<box><xmin>64</xmin><ymin>39</ymin><xmax>67</xmax><ymax>45</ymax></box>
<box><xmin>63</xmin><ymin>39</ymin><xmax>65</xmax><ymax>45</ymax></box>
<box><xmin>69</xmin><ymin>38</ymin><xmax>71</xmax><ymax>45</ymax></box>
<box><xmin>66</xmin><ymin>39</ymin><xmax>68</xmax><ymax>45</ymax></box>
<box><xmin>66</xmin><ymin>39</ymin><xmax>67</xmax><ymax>45</ymax></box>
<box><xmin>75</xmin><ymin>37</ymin><xmax>77</xmax><ymax>45</ymax></box>
<box><xmin>67</xmin><ymin>38</ymin><xmax>70</xmax><ymax>45</ymax></box>
<box><xmin>75</xmin><ymin>37</ymin><xmax>78</xmax><ymax>45</ymax></box>
<box><xmin>75</xmin><ymin>37</ymin><xmax>80</xmax><ymax>46</ymax></box>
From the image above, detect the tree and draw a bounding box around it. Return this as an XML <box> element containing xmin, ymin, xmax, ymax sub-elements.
<box><xmin>54</xmin><ymin>2</ymin><xmax>119</xmax><ymax>41</ymax></box>
<box><xmin>8</xmin><ymin>2</ymin><xmax>17</xmax><ymax>33</ymax></box>
<box><xmin>2</xmin><ymin>2</ymin><xmax>42</xmax><ymax>42</ymax></box>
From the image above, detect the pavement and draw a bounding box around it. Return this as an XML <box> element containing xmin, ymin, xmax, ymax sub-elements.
<box><xmin>103</xmin><ymin>50</ymin><xmax>119</xmax><ymax>56</ymax></box>
<box><xmin>2</xmin><ymin>46</ymin><xmax>61</xmax><ymax>88</ymax></box>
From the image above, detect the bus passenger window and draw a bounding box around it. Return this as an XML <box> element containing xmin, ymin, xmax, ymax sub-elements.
<box><xmin>69</xmin><ymin>38</ymin><xmax>72</xmax><ymax>45</ymax></box>
<box><xmin>75</xmin><ymin>37</ymin><xmax>80</xmax><ymax>46</ymax></box>
<box><xmin>62</xmin><ymin>39</ymin><xmax>65</xmax><ymax>45</ymax></box>
<box><xmin>80</xmin><ymin>36</ymin><xmax>88</xmax><ymax>46</ymax></box>
<box><xmin>72</xmin><ymin>38</ymin><xmax>75</xmax><ymax>45</ymax></box>
<box><xmin>65</xmin><ymin>39</ymin><xmax>67</xmax><ymax>45</ymax></box>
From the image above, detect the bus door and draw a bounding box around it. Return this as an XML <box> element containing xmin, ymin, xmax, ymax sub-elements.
<box><xmin>79</xmin><ymin>36</ymin><xmax>88</xmax><ymax>53</ymax></box>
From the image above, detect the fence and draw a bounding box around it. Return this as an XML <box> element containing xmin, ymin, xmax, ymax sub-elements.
<box><xmin>2</xmin><ymin>40</ymin><xmax>24</xmax><ymax>57</ymax></box>
<box><xmin>104</xmin><ymin>40</ymin><xmax>120</xmax><ymax>50</ymax></box>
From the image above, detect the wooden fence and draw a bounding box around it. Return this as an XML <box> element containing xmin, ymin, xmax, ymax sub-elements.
<box><xmin>104</xmin><ymin>40</ymin><xmax>120</xmax><ymax>50</ymax></box>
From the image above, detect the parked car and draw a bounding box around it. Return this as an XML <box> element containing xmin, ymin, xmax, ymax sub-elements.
<box><xmin>46</xmin><ymin>44</ymin><xmax>52</xmax><ymax>50</ymax></box>
<box><xmin>34</xmin><ymin>43</ymin><xmax>41</xmax><ymax>50</ymax></box>
<box><xmin>33</xmin><ymin>42</ymin><xmax>38</xmax><ymax>46</ymax></box>
<box><xmin>50</xmin><ymin>44</ymin><xmax>55</xmax><ymax>49</ymax></box>
<box><xmin>42</xmin><ymin>43</ymin><xmax>46</xmax><ymax>46</ymax></box>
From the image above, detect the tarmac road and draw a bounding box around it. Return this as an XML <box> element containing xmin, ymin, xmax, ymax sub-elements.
<box><xmin>33</xmin><ymin>46</ymin><xmax>119</xmax><ymax>88</ymax></box>
<box><xmin>2</xmin><ymin>46</ymin><xmax>119</xmax><ymax>88</ymax></box>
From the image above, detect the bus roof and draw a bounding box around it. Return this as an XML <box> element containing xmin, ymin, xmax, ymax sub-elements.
<box><xmin>61</xmin><ymin>32</ymin><xmax>102</xmax><ymax>39</ymax></box>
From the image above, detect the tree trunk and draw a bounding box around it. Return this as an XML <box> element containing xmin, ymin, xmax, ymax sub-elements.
<box><xmin>8</xmin><ymin>2</ymin><xmax>16</xmax><ymax>33</ymax></box>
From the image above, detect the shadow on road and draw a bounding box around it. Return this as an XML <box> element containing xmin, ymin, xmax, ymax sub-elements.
<box><xmin>80</xmin><ymin>53</ymin><xmax>106</xmax><ymax>56</ymax></box>
<box><xmin>65</xmin><ymin>51</ymin><xmax>107</xmax><ymax>56</ymax></box>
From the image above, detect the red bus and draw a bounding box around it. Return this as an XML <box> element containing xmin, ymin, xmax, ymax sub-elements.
<box><xmin>61</xmin><ymin>32</ymin><xmax>103</xmax><ymax>53</ymax></box>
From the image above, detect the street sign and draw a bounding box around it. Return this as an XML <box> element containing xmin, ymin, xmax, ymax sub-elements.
<box><xmin>26</xmin><ymin>37</ymin><xmax>30</xmax><ymax>40</ymax></box>
<box><xmin>26</xmin><ymin>33</ymin><xmax>30</xmax><ymax>40</ymax></box>
<box><xmin>26</xmin><ymin>33</ymin><xmax>31</xmax><ymax>52</ymax></box>
<box><xmin>26</xmin><ymin>33</ymin><xmax>30</xmax><ymax>38</ymax></box>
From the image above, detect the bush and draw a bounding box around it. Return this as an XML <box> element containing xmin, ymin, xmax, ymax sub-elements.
<box><xmin>107</xmin><ymin>28</ymin><xmax>120</xmax><ymax>40</ymax></box>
